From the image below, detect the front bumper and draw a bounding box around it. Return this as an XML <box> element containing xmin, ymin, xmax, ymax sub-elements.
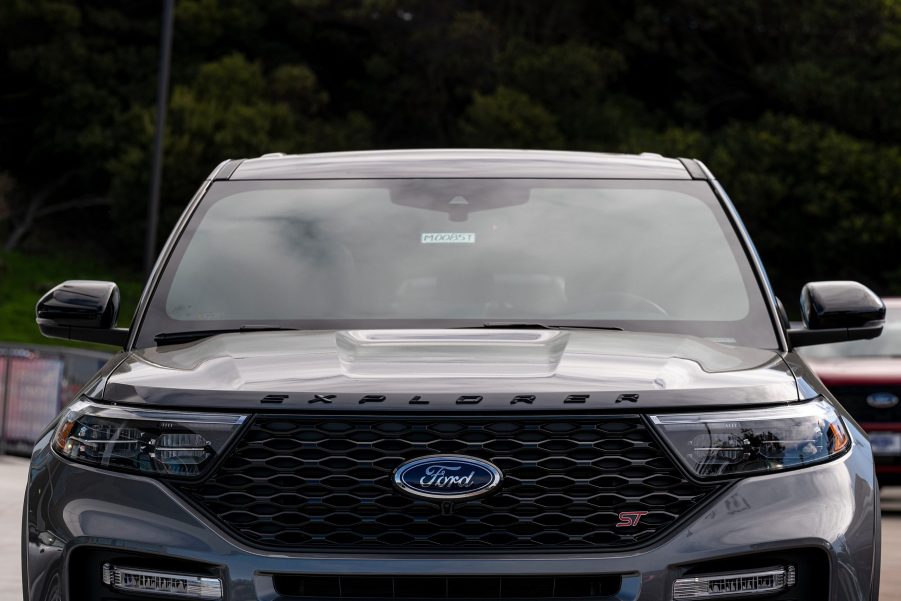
<box><xmin>23</xmin><ymin>425</ymin><xmax>880</xmax><ymax>601</ymax></box>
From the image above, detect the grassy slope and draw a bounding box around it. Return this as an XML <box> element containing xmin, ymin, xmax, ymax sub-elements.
<box><xmin>0</xmin><ymin>251</ymin><xmax>144</xmax><ymax>349</ymax></box>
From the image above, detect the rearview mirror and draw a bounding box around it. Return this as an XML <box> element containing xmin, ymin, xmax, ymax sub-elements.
<box><xmin>787</xmin><ymin>281</ymin><xmax>885</xmax><ymax>347</ymax></box>
<box><xmin>35</xmin><ymin>280</ymin><xmax>129</xmax><ymax>346</ymax></box>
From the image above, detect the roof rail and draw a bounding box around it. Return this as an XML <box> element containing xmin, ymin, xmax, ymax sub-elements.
<box><xmin>677</xmin><ymin>157</ymin><xmax>708</xmax><ymax>180</ymax></box>
<box><xmin>210</xmin><ymin>159</ymin><xmax>244</xmax><ymax>181</ymax></box>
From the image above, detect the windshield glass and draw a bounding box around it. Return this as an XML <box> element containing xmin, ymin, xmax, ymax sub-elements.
<box><xmin>800</xmin><ymin>303</ymin><xmax>901</xmax><ymax>358</ymax></box>
<box><xmin>136</xmin><ymin>179</ymin><xmax>778</xmax><ymax>348</ymax></box>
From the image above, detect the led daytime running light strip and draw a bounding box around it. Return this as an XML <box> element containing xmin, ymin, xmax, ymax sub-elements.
<box><xmin>102</xmin><ymin>563</ymin><xmax>222</xmax><ymax>600</ymax></box>
<box><xmin>673</xmin><ymin>565</ymin><xmax>795</xmax><ymax>599</ymax></box>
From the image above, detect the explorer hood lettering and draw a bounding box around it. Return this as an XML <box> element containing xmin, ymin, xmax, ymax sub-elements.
<box><xmin>100</xmin><ymin>329</ymin><xmax>800</xmax><ymax>410</ymax></box>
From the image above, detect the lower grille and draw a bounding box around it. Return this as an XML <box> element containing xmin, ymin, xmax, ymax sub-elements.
<box><xmin>175</xmin><ymin>415</ymin><xmax>718</xmax><ymax>551</ymax></box>
<box><xmin>271</xmin><ymin>575</ymin><xmax>621</xmax><ymax>600</ymax></box>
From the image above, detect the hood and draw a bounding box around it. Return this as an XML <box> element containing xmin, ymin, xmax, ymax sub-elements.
<box><xmin>100</xmin><ymin>329</ymin><xmax>799</xmax><ymax>411</ymax></box>
<box><xmin>805</xmin><ymin>356</ymin><xmax>901</xmax><ymax>387</ymax></box>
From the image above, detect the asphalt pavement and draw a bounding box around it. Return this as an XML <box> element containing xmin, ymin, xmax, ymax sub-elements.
<box><xmin>0</xmin><ymin>457</ymin><xmax>898</xmax><ymax>601</ymax></box>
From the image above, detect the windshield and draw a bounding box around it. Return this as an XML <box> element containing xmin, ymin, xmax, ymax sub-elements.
<box><xmin>135</xmin><ymin>179</ymin><xmax>778</xmax><ymax>348</ymax></box>
<box><xmin>800</xmin><ymin>304</ymin><xmax>901</xmax><ymax>358</ymax></box>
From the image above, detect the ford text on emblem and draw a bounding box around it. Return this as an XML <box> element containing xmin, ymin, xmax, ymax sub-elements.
<box><xmin>393</xmin><ymin>455</ymin><xmax>503</xmax><ymax>500</ymax></box>
<box><xmin>867</xmin><ymin>392</ymin><xmax>899</xmax><ymax>409</ymax></box>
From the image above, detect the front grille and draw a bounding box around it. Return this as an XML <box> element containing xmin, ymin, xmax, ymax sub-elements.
<box><xmin>828</xmin><ymin>385</ymin><xmax>901</xmax><ymax>422</ymax></box>
<box><xmin>175</xmin><ymin>415</ymin><xmax>718</xmax><ymax>551</ymax></box>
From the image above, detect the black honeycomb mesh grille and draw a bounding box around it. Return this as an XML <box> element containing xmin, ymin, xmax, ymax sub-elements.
<box><xmin>174</xmin><ymin>415</ymin><xmax>718</xmax><ymax>551</ymax></box>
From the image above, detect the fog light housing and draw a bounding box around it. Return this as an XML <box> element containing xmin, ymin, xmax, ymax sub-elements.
<box><xmin>672</xmin><ymin>565</ymin><xmax>795</xmax><ymax>599</ymax></box>
<box><xmin>102</xmin><ymin>563</ymin><xmax>222</xmax><ymax>599</ymax></box>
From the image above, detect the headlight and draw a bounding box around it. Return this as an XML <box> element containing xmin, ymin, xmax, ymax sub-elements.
<box><xmin>53</xmin><ymin>399</ymin><xmax>246</xmax><ymax>478</ymax></box>
<box><xmin>650</xmin><ymin>399</ymin><xmax>850</xmax><ymax>479</ymax></box>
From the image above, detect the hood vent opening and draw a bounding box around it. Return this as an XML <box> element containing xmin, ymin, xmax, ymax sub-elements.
<box><xmin>335</xmin><ymin>329</ymin><xmax>570</xmax><ymax>379</ymax></box>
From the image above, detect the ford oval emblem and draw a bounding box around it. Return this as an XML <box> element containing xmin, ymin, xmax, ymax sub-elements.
<box><xmin>393</xmin><ymin>455</ymin><xmax>503</xmax><ymax>500</ymax></box>
<box><xmin>866</xmin><ymin>392</ymin><xmax>899</xmax><ymax>409</ymax></box>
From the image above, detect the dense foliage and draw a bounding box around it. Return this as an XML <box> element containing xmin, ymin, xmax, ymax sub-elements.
<box><xmin>1</xmin><ymin>0</ymin><xmax>900</xmax><ymax>314</ymax></box>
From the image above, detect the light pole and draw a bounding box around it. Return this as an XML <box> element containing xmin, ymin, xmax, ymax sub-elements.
<box><xmin>145</xmin><ymin>0</ymin><xmax>175</xmax><ymax>276</ymax></box>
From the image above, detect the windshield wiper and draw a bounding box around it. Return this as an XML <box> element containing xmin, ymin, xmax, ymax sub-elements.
<box><xmin>154</xmin><ymin>325</ymin><xmax>299</xmax><ymax>345</ymax></box>
<box><xmin>461</xmin><ymin>322</ymin><xmax>624</xmax><ymax>331</ymax></box>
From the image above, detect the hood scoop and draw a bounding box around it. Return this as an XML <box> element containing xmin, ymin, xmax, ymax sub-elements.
<box><xmin>336</xmin><ymin>329</ymin><xmax>570</xmax><ymax>379</ymax></box>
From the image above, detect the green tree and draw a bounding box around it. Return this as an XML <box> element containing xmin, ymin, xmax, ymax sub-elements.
<box><xmin>2</xmin><ymin>0</ymin><xmax>901</xmax><ymax>305</ymax></box>
<box><xmin>458</xmin><ymin>86</ymin><xmax>563</xmax><ymax>148</ymax></box>
<box><xmin>108</xmin><ymin>53</ymin><xmax>372</xmax><ymax>260</ymax></box>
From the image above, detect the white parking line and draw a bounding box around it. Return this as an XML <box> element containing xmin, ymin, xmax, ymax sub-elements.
<box><xmin>882</xmin><ymin>487</ymin><xmax>901</xmax><ymax>601</ymax></box>
<box><xmin>0</xmin><ymin>456</ymin><xmax>27</xmax><ymax>600</ymax></box>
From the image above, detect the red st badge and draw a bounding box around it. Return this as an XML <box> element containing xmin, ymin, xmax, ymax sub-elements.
<box><xmin>616</xmin><ymin>511</ymin><xmax>649</xmax><ymax>527</ymax></box>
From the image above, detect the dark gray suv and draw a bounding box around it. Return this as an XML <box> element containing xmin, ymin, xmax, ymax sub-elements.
<box><xmin>24</xmin><ymin>150</ymin><xmax>884</xmax><ymax>601</ymax></box>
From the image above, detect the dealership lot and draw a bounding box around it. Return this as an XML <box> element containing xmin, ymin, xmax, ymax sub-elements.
<box><xmin>0</xmin><ymin>456</ymin><xmax>898</xmax><ymax>600</ymax></box>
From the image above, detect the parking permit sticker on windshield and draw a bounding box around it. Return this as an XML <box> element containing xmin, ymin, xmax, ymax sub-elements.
<box><xmin>421</xmin><ymin>233</ymin><xmax>476</xmax><ymax>244</ymax></box>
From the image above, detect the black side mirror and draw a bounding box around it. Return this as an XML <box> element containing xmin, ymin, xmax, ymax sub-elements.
<box><xmin>35</xmin><ymin>280</ymin><xmax>130</xmax><ymax>346</ymax></box>
<box><xmin>788</xmin><ymin>281</ymin><xmax>885</xmax><ymax>347</ymax></box>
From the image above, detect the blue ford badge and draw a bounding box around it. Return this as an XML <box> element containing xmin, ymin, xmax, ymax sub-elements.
<box><xmin>867</xmin><ymin>392</ymin><xmax>899</xmax><ymax>409</ymax></box>
<box><xmin>393</xmin><ymin>455</ymin><xmax>503</xmax><ymax>500</ymax></box>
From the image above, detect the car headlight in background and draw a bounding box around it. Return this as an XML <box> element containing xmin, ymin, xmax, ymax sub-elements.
<box><xmin>650</xmin><ymin>399</ymin><xmax>850</xmax><ymax>478</ymax></box>
<box><xmin>53</xmin><ymin>399</ymin><xmax>246</xmax><ymax>477</ymax></box>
